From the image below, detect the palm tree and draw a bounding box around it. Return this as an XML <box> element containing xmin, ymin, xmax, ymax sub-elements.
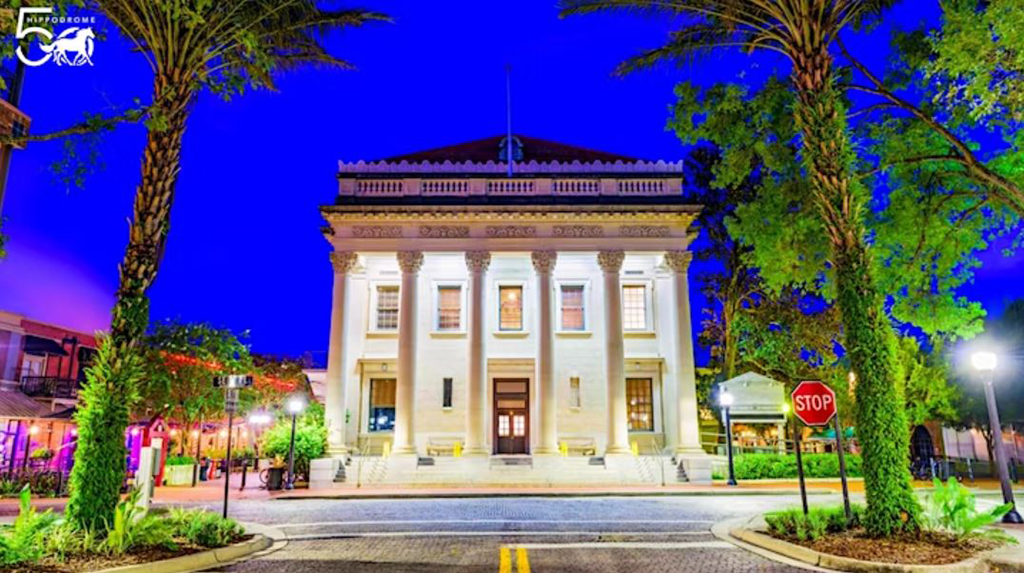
<box><xmin>560</xmin><ymin>0</ymin><xmax>918</xmax><ymax>537</ymax></box>
<box><xmin>65</xmin><ymin>0</ymin><xmax>388</xmax><ymax>528</ymax></box>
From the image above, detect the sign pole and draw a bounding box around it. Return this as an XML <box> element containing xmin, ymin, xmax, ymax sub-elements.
<box><xmin>833</xmin><ymin>410</ymin><xmax>851</xmax><ymax>522</ymax></box>
<box><xmin>222</xmin><ymin>407</ymin><xmax>234</xmax><ymax>519</ymax></box>
<box><xmin>792</xmin><ymin>416</ymin><xmax>808</xmax><ymax>515</ymax></box>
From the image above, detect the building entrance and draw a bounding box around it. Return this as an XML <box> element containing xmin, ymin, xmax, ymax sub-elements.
<box><xmin>493</xmin><ymin>379</ymin><xmax>529</xmax><ymax>455</ymax></box>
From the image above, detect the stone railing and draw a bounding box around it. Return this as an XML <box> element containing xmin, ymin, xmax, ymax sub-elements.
<box><xmin>340</xmin><ymin>175</ymin><xmax>682</xmax><ymax>199</ymax></box>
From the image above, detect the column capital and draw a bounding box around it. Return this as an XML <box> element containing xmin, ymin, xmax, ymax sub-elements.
<box><xmin>397</xmin><ymin>251</ymin><xmax>424</xmax><ymax>274</ymax></box>
<box><xmin>597</xmin><ymin>250</ymin><xmax>625</xmax><ymax>273</ymax></box>
<box><xmin>663</xmin><ymin>250</ymin><xmax>693</xmax><ymax>273</ymax></box>
<box><xmin>330</xmin><ymin>251</ymin><xmax>358</xmax><ymax>273</ymax></box>
<box><xmin>465</xmin><ymin>250</ymin><xmax>492</xmax><ymax>272</ymax></box>
<box><xmin>531</xmin><ymin>251</ymin><xmax>557</xmax><ymax>274</ymax></box>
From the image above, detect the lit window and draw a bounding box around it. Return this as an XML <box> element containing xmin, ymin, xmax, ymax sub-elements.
<box><xmin>513</xmin><ymin>415</ymin><xmax>526</xmax><ymax>437</ymax></box>
<box><xmin>499</xmin><ymin>286</ymin><xmax>523</xmax><ymax>331</ymax></box>
<box><xmin>627</xmin><ymin>378</ymin><xmax>654</xmax><ymax>431</ymax></box>
<box><xmin>622</xmin><ymin>285</ymin><xmax>647</xmax><ymax>330</ymax></box>
<box><xmin>498</xmin><ymin>415</ymin><xmax>510</xmax><ymax>437</ymax></box>
<box><xmin>569</xmin><ymin>377</ymin><xmax>581</xmax><ymax>408</ymax></box>
<box><xmin>376</xmin><ymin>286</ymin><xmax>399</xmax><ymax>331</ymax></box>
<box><xmin>560</xmin><ymin>285</ymin><xmax>585</xmax><ymax>331</ymax></box>
<box><xmin>369</xmin><ymin>379</ymin><xmax>396</xmax><ymax>432</ymax></box>
<box><xmin>437</xmin><ymin>286</ymin><xmax>462</xmax><ymax>330</ymax></box>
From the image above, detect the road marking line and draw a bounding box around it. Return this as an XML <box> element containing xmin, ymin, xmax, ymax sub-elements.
<box><xmin>516</xmin><ymin>547</ymin><xmax>530</xmax><ymax>573</ymax></box>
<box><xmin>513</xmin><ymin>541</ymin><xmax>736</xmax><ymax>550</ymax></box>
<box><xmin>499</xmin><ymin>546</ymin><xmax>511</xmax><ymax>573</ymax></box>
<box><xmin>284</xmin><ymin>530</ymin><xmax>715</xmax><ymax>540</ymax></box>
<box><xmin>275</xmin><ymin>519</ymin><xmax>714</xmax><ymax>528</ymax></box>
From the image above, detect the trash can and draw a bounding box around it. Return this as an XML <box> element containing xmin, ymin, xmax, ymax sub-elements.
<box><xmin>199</xmin><ymin>458</ymin><xmax>209</xmax><ymax>481</ymax></box>
<box><xmin>267</xmin><ymin>467</ymin><xmax>285</xmax><ymax>491</ymax></box>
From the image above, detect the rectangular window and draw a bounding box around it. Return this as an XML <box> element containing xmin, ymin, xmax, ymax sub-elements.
<box><xmin>569</xmin><ymin>376</ymin><xmax>581</xmax><ymax>408</ymax></box>
<box><xmin>560</xmin><ymin>285</ymin><xmax>585</xmax><ymax>331</ymax></box>
<box><xmin>375</xmin><ymin>286</ymin><xmax>399</xmax><ymax>331</ymax></box>
<box><xmin>622</xmin><ymin>285</ymin><xmax>647</xmax><ymax>330</ymax></box>
<box><xmin>369</xmin><ymin>379</ymin><xmax>396</xmax><ymax>432</ymax></box>
<box><xmin>498</xmin><ymin>415</ymin><xmax>510</xmax><ymax>437</ymax></box>
<box><xmin>627</xmin><ymin>378</ymin><xmax>654</xmax><ymax>431</ymax></box>
<box><xmin>442</xmin><ymin>377</ymin><xmax>453</xmax><ymax>408</ymax></box>
<box><xmin>437</xmin><ymin>286</ymin><xmax>462</xmax><ymax>330</ymax></box>
<box><xmin>499</xmin><ymin>286</ymin><xmax>523</xmax><ymax>331</ymax></box>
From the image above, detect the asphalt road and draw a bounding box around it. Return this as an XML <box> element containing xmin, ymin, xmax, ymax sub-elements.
<box><xmin>193</xmin><ymin>495</ymin><xmax>815</xmax><ymax>572</ymax></box>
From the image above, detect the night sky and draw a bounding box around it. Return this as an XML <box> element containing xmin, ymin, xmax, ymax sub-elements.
<box><xmin>0</xmin><ymin>1</ymin><xmax>1019</xmax><ymax>362</ymax></box>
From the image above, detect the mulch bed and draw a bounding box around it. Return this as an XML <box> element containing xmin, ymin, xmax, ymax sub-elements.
<box><xmin>0</xmin><ymin>535</ymin><xmax>251</xmax><ymax>573</ymax></box>
<box><xmin>789</xmin><ymin>528</ymin><xmax>1000</xmax><ymax>565</ymax></box>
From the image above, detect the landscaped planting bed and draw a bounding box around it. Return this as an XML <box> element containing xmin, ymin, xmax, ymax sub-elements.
<box><xmin>0</xmin><ymin>487</ymin><xmax>247</xmax><ymax>572</ymax></box>
<box><xmin>763</xmin><ymin>479</ymin><xmax>1016</xmax><ymax>567</ymax></box>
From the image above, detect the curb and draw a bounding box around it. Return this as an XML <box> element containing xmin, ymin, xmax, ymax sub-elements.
<box><xmin>723</xmin><ymin>516</ymin><xmax>998</xmax><ymax>573</ymax></box>
<box><xmin>273</xmin><ymin>487</ymin><xmax>836</xmax><ymax>501</ymax></box>
<box><xmin>95</xmin><ymin>522</ymin><xmax>282</xmax><ymax>573</ymax></box>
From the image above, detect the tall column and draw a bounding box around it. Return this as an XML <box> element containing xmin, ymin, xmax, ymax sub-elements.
<box><xmin>599</xmin><ymin>250</ymin><xmax>630</xmax><ymax>454</ymax></box>
<box><xmin>532</xmin><ymin>251</ymin><xmax>558</xmax><ymax>454</ymax></box>
<box><xmin>665</xmin><ymin>251</ymin><xmax>703</xmax><ymax>454</ymax></box>
<box><xmin>393</xmin><ymin>251</ymin><xmax>424</xmax><ymax>455</ymax></box>
<box><xmin>464</xmin><ymin>251</ymin><xmax>491</xmax><ymax>455</ymax></box>
<box><xmin>325</xmin><ymin>251</ymin><xmax>357</xmax><ymax>456</ymax></box>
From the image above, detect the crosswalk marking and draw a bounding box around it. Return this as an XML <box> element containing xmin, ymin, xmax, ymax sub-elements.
<box><xmin>285</xmin><ymin>530</ymin><xmax>714</xmax><ymax>540</ymax></box>
<box><xmin>275</xmin><ymin>519</ymin><xmax>715</xmax><ymax>528</ymax></box>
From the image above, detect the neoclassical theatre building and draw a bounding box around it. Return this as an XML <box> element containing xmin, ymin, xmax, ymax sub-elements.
<box><xmin>312</xmin><ymin>135</ymin><xmax>711</xmax><ymax>486</ymax></box>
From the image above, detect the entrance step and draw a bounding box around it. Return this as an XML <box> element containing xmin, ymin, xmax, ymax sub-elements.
<box><xmin>490</xmin><ymin>456</ymin><xmax>532</xmax><ymax>468</ymax></box>
<box><xmin>417</xmin><ymin>457</ymin><xmax>435</xmax><ymax>467</ymax></box>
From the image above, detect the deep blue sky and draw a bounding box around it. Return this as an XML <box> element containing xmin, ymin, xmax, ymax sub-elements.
<box><xmin>0</xmin><ymin>1</ymin><xmax>1019</xmax><ymax>362</ymax></box>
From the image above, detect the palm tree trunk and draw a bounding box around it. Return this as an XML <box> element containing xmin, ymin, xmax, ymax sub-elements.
<box><xmin>65</xmin><ymin>74</ymin><xmax>193</xmax><ymax>528</ymax></box>
<box><xmin>790</xmin><ymin>45</ymin><xmax>920</xmax><ymax>537</ymax></box>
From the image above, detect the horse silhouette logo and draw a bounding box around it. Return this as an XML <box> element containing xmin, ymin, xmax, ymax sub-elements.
<box><xmin>39</xmin><ymin>27</ymin><xmax>95</xmax><ymax>66</ymax></box>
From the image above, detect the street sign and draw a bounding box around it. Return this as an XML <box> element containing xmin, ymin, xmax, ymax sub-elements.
<box><xmin>791</xmin><ymin>381</ymin><xmax>837</xmax><ymax>426</ymax></box>
<box><xmin>224</xmin><ymin>388</ymin><xmax>240</xmax><ymax>414</ymax></box>
<box><xmin>214</xmin><ymin>375</ymin><xmax>253</xmax><ymax>388</ymax></box>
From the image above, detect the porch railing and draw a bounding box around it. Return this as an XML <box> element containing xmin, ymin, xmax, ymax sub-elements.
<box><xmin>19</xmin><ymin>376</ymin><xmax>79</xmax><ymax>399</ymax></box>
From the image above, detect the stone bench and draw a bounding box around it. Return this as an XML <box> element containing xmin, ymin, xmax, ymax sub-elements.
<box><xmin>426</xmin><ymin>437</ymin><xmax>462</xmax><ymax>457</ymax></box>
<box><xmin>559</xmin><ymin>437</ymin><xmax>597</xmax><ymax>456</ymax></box>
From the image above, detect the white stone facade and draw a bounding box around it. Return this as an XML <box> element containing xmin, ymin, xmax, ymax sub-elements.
<box><xmin>314</xmin><ymin>138</ymin><xmax>710</xmax><ymax>486</ymax></box>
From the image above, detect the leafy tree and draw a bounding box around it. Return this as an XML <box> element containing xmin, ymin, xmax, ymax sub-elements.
<box><xmin>561</xmin><ymin>0</ymin><xmax>1024</xmax><ymax>536</ymax></box>
<box><xmin>136</xmin><ymin>321</ymin><xmax>253</xmax><ymax>454</ymax></box>
<box><xmin>65</xmin><ymin>0</ymin><xmax>388</xmax><ymax>528</ymax></box>
<box><xmin>896</xmin><ymin>336</ymin><xmax>959</xmax><ymax>430</ymax></box>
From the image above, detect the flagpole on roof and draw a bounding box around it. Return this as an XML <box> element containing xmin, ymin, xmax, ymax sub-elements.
<box><xmin>505</xmin><ymin>63</ymin><xmax>513</xmax><ymax>179</ymax></box>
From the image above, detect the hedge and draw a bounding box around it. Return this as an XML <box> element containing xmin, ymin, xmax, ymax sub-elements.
<box><xmin>732</xmin><ymin>453</ymin><xmax>862</xmax><ymax>480</ymax></box>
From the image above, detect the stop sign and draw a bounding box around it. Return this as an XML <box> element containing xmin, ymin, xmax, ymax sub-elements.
<box><xmin>791</xmin><ymin>381</ymin><xmax>837</xmax><ymax>426</ymax></box>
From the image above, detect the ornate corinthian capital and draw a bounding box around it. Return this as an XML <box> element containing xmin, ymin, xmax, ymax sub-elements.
<box><xmin>397</xmin><ymin>251</ymin><xmax>424</xmax><ymax>273</ymax></box>
<box><xmin>597</xmin><ymin>250</ymin><xmax>625</xmax><ymax>273</ymax></box>
<box><xmin>531</xmin><ymin>251</ymin><xmax>557</xmax><ymax>274</ymax></box>
<box><xmin>330</xmin><ymin>251</ymin><xmax>358</xmax><ymax>273</ymax></box>
<box><xmin>663</xmin><ymin>250</ymin><xmax>693</xmax><ymax>273</ymax></box>
<box><xmin>465</xmin><ymin>250</ymin><xmax>492</xmax><ymax>272</ymax></box>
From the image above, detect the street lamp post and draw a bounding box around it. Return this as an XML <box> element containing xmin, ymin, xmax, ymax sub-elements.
<box><xmin>285</xmin><ymin>397</ymin><xmax>306</xmax><ymax>490</ymax></box>
<box><xmin>972</xmin><ymin>351</ymin><xmax>1023</xmax><ymax>524</ymax></box>
<box><xmin>720</xmin><ymin>390</ymin><xmax>737</xmax><ymax>486</ymax></box>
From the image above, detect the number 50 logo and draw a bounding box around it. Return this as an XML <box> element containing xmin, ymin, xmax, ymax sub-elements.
<box><xmin>15</xmin><ymin>7</ymin><xmax>96</xmax><ymax>68</ymax></box>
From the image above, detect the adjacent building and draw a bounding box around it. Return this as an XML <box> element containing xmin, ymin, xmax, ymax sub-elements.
<box><xmin>313</xmin><ymin>135</ymin><xmax>712</xmax><ymax>486</ymax></box>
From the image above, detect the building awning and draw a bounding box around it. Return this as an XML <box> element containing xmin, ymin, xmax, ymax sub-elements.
<box><xmin>23</xmin><ymin>335</ymin><xmax>68</xmax><ymax>357</ymax></box>
<box><xmin>0</xmin><ymin>391</ymin><xmax>54</xmax><ymax>419</ymax></box>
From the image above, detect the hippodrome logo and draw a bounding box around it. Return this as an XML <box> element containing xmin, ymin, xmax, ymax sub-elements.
<box><xmin>13</xmin><ymin>7</ymin><xmax>98</xmax><ymax>67</ymax></box>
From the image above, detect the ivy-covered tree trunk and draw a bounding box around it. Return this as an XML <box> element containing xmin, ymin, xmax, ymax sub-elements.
<box><xmin>790</xmin><ymin>45</ymin><xmax>920</xmax><ymax>537</ymax></box>
<box><xmin>66</xmin><ymin>73</ymin><xmax>192</xmax><ymax>528</ymax></box>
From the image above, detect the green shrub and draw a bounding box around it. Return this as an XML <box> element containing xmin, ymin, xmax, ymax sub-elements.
<box><xmin>101</xmin><ymin>489</ymin><xmax>177</xmax><ymax>556</ymax></box>
<box><xmin>765</xmin><ymin>504</ymin><xmax>864</xmax><ymax>542</ymax></box>
<box><xmin>259</xmin><ymin>411</ymin><xmax>326</xmax><ymax>479</ymax></box>
<box><xmin>922</xmin><ymin>478</ymin><xmax>1017</xmax><ymax>543</ymax></box>
<box><xmin>0</xmin><ymin>486</ymin><xmax>59</xmax><ymax>565</ymax></box>
<box><xmin>166</xmin><ymin>508</ymin><xmax>244</xmax><ymax>548</ymax></box>
<box><xmin>30</xmin><ymin>447</ymin><xmax>53</xmax><ymax>460</ymax></box>
<box><xmin>165</xmin><ymin>455</ymin><xmax>196</xmax><ymax>466</ymax></box>
<box><xmin>733</xmin><ymin>453</ymin><xmax>862</xmax><ymax>480</ymax></box>
<box><xmin>66</xmin><ymin>339</ymin><xmax>140</xmax><ymax>530</ymax></box>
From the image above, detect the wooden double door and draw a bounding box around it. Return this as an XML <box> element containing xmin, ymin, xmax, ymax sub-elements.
<box><xmin>493</xmin><ymin>379</ymin><xmax>529</xmax><ymax>455</ymax></box>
